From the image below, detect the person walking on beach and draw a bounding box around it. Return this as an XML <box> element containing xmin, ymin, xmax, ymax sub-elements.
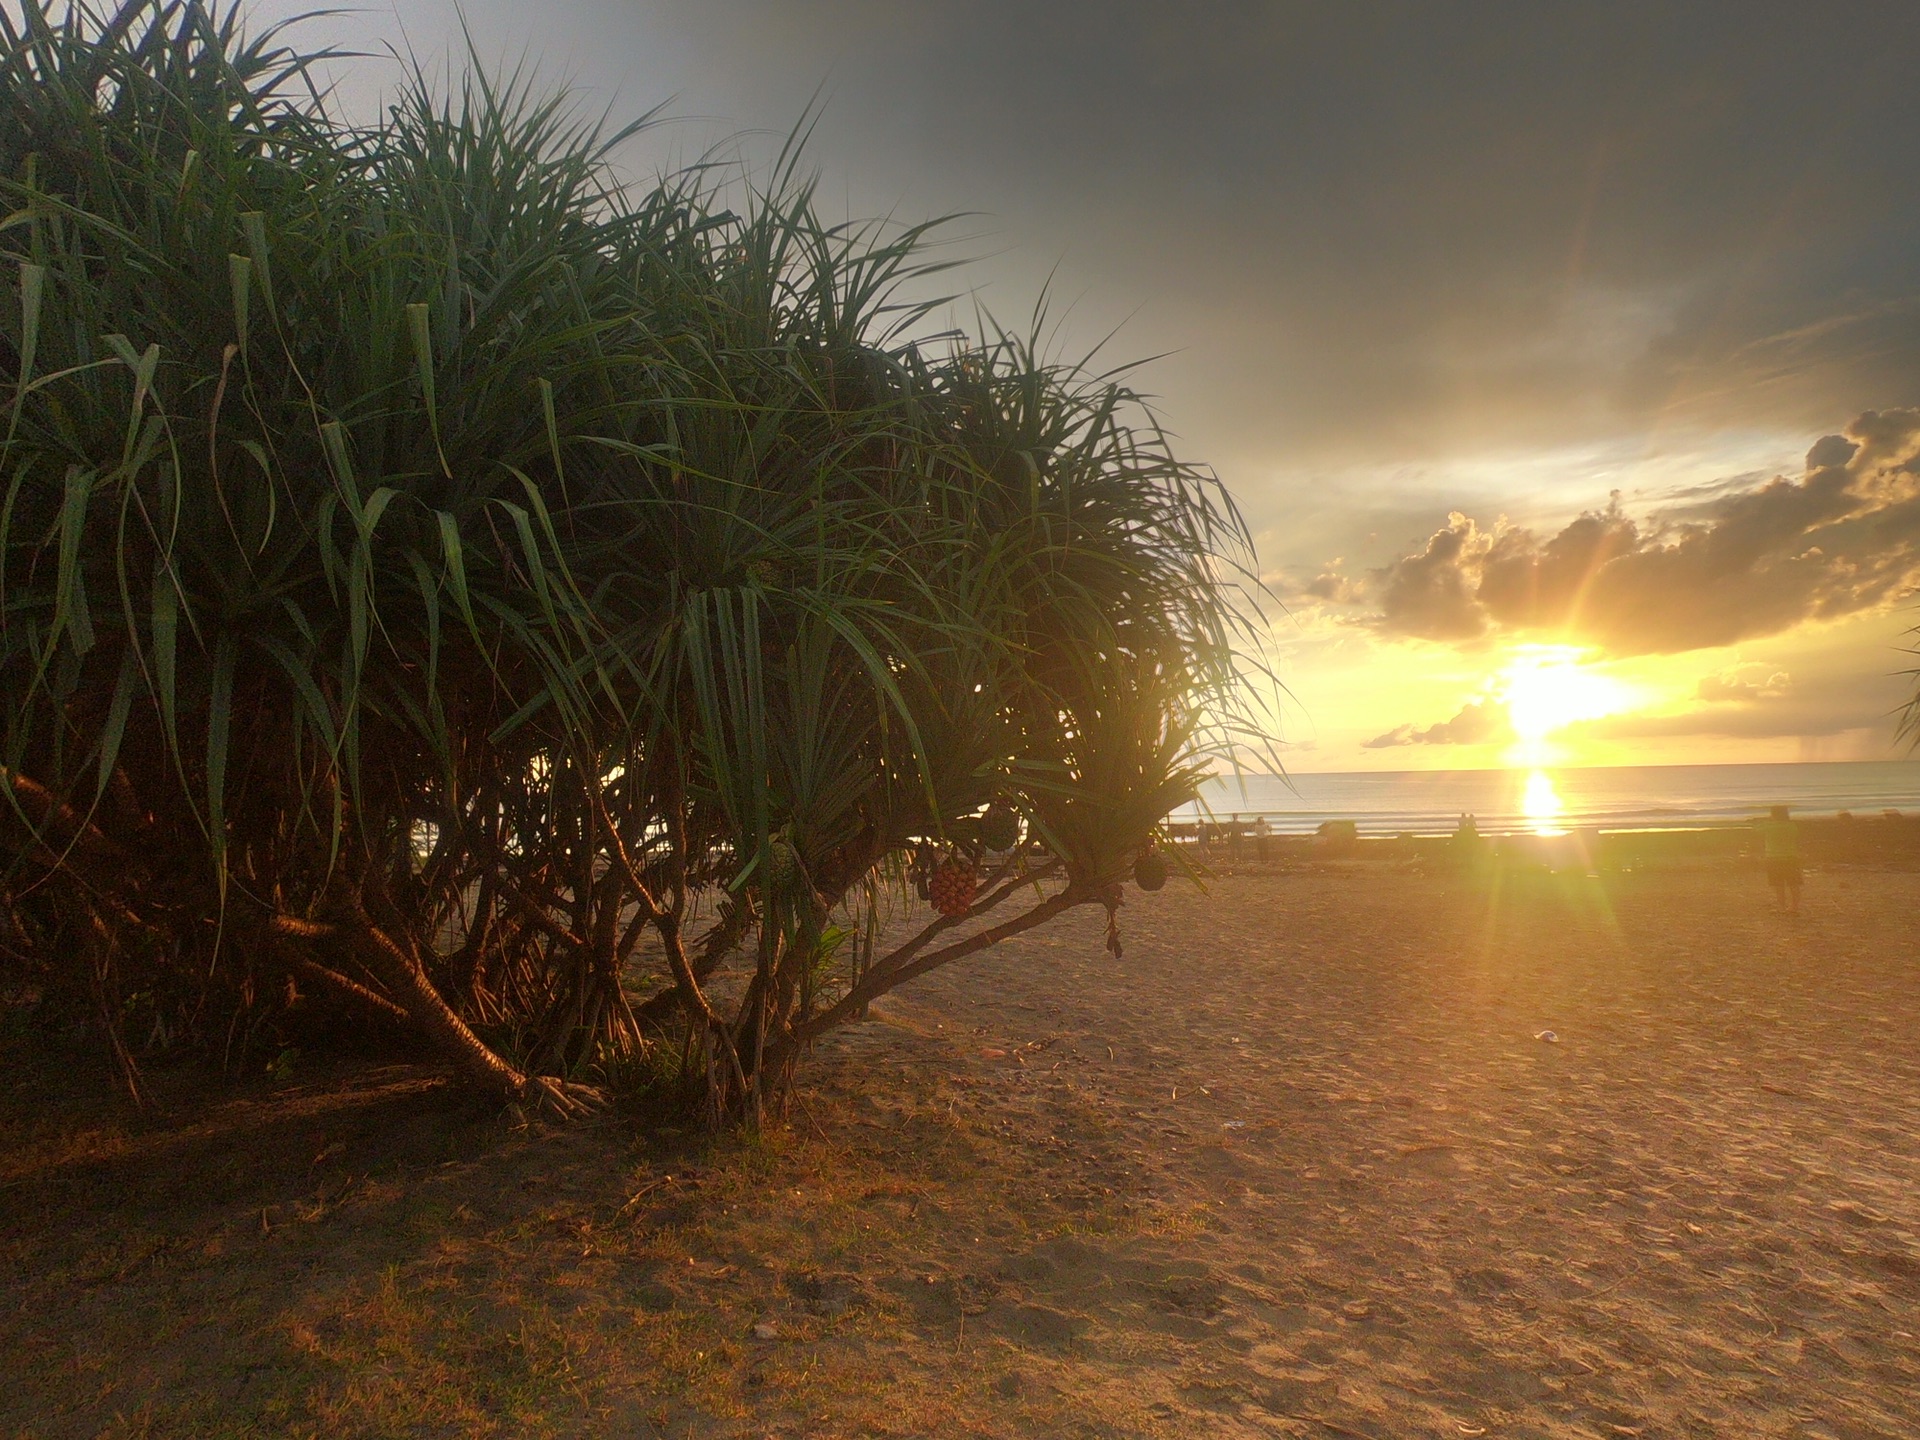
<box><xmin>1757</xmin><ymin>805</ymin><xmax>1802</xmax><ymax>914</ymax></box>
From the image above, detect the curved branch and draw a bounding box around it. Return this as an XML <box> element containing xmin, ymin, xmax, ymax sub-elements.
<box><xmin>789</xmin><ymin>882</ymin><xmax>1090</xmax><ymax>1050</ymax></box>
<box><xmin>295</xmin><ymin>958</ymin><xmax>410</xmax><ymax>1025</ymax></box>
<box><xmin>855</xmin><ymin>858</ymin><xmax>1063</xmax><ymax>987</ymax></box>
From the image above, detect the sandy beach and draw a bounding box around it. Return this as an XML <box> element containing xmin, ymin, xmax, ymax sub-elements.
<box><xmin>4</xmin><ymin>858</ymin><xmax>1919</xmax><ymax>1437</ymax></box>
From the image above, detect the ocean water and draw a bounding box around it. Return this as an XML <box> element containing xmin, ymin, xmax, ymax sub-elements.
<box><xmin>1177</xmin><ymin>760</ymin><xmax>1920</xmax><ymax>836</ymax></box>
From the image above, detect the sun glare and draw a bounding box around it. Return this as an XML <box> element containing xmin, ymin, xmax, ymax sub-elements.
<box><xmin>1501</xmin><ymin>646</ymin><xmax>1629</xmax><ymax>763</ymax></box>
<box><xmin>1521</xmin><ymin>769</ymin><xmax>1565</xmax><ymax>835</ymax></box>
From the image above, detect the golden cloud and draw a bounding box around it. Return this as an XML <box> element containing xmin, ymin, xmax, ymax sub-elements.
<box><xmin>1365</xmin><ymin>409</ymin><xmax>1920</xmax><ymax>656</ymax></box>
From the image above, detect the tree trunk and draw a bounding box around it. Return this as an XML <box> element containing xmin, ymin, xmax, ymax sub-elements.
<box><xmin>270</xmin><ymin>907</ymin><xmax>594</xmax><ymax>1114</ymax></box>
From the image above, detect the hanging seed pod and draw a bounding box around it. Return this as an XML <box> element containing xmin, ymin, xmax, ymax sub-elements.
<box><xmin>768</xmin><ymin>837</ymin><xmax>798</xmax><ymax>888</ymax></box>
<box><xmin>980</xmin><ymin>803</ymin><xmax>1020</xmax><ymax>852</ymax></box>
<box><xmin>1133</xmin><ymin>848</ymin><xmax>1169</xmax><ymax>892</ymax></box>
<box><xmin>928</xmin><ymin>857</ymin><xmax>979</xmax><ymax>917</ymax></box>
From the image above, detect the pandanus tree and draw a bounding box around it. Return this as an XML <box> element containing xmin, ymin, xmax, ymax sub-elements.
<box><xmin>0</xmin><ymin>1</ymin><xmax>1264</xmax><ymax>1120</ymax></box>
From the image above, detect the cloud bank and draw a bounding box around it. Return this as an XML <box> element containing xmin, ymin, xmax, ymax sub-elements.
<box><xmin>1364</xmin><ymin>410</ymin><xmax>1920</xmax><ymax>656</ymax></box>
<box><xmin>1696</xmin><ymin>665</ymin><xmax>1792</xmax><ymax>704</ymax></box>
<box><xmin>1362</xmin><ymin>698</ymin><xmax>1508</xmax><ymax>750</ymax></box>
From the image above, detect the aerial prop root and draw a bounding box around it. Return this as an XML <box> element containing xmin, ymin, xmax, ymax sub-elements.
<box><xmin>267</xmin><ymin>909</ymin><xmax>605</xmax><ymax>1115</ymax></box>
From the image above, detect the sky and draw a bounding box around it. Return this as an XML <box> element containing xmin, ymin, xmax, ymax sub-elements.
<box><xmin>251</xmin><ymin>0</ymin><xmax>1920</xmax><ymax>772</ymax></box>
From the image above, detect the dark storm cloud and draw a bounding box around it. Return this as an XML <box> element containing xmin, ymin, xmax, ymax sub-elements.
<box><xmin>1365</xmin><ymin>409</ymin><xmax>1920</xmax><ymax>656</ymax></box>
<box><xmin>261</xmin><ymin>0</ymin><xmax>1920</xmax><ymax>480</ymax></box>
<box><xmin>1372</xmin><ymin>518</ymin><xmax>1492</xmax><ymax>641</ymax></box>
<box><xmin>755</xmin><ymin>0</ymin><xmax>1920</xmax><ymax>461</ymax></box>
<box><xmin>1362</xmin><ymin>698</ymin><xmax>1507</xmax><ymax>750</ymax></box>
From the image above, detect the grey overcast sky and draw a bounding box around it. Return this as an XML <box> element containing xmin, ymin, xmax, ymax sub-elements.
<box><xmin>252</xmin><ymin>1</ymin><xmax>1920</xmax><ymax>767</ymax></box>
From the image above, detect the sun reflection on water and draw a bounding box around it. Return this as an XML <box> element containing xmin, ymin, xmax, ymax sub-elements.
<box><xmin>1521</xmin><ymin>769</ymin><xmax>1566</xmax><ymax>836</ymax></box>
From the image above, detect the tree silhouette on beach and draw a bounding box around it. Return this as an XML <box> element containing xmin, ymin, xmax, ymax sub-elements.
<box><xmin>0</xmin><ymin>1</ymin><xmax>1264</xmax><ymax>1121</ymax></box>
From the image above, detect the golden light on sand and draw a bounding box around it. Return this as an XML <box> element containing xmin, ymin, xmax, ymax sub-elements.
<box><xmin>1521</xmin><ymin>768</ymin><xmax>1566</xmax><ymax>835</ymax></box>
<box><xmin>1501</xmin><ymin>646</ymin><xmax>1631</xmax><ymax>763</ymax></box>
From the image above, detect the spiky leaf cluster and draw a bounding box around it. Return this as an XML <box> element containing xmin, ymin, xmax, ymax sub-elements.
<box><xmin>0</xmin><ymin>1</ymin><xmax>1262</xmax><ymax>1108</ymax></box>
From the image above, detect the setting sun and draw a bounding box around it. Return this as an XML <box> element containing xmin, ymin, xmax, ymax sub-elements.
<box><xmin>1500</xmin><ymin>647</ymin><xmax>1632</xmax><ymax>760</ymax></box>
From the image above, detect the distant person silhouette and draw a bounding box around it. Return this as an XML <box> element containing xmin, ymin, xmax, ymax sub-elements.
<box><xmin>1757</xmin><ymin>805</ymin><xmax>1802</xmax><ymax>914</ymax></box>
<box><xmin>1451</xmin><ymin>813</ymin><xmax>1488</xmax><ymax>876</ymax></box>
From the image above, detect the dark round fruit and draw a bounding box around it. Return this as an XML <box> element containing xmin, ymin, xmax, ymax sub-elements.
<box><xmin>1133</xmin><ymin>849</ymin><xmax>1169</xmax><ymax>892</ymax></box>
<box><xmin>767</xmin><ymin>838</ymin><xmax>798</xmax><ymax>887</ymax></box>
<box><xmin>980</xmin><ymin>803</ymin><xmax>1020</xmax><ymax>852</ymax></box>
